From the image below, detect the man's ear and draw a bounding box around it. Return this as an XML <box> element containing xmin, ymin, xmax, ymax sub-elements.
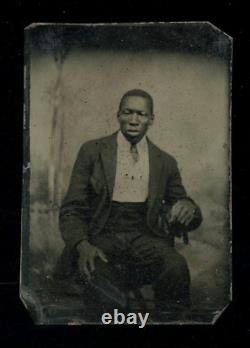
<box><xmin>149</xmin><ymin>114</ymin><xmax>155</xmax><ymax>125</ymax></box>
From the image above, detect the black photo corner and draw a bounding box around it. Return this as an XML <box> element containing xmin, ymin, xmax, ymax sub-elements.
<box><xmin>0</xmin><ymin>0</ymin><xmax>249</xmax><ymax>346</ymax></box>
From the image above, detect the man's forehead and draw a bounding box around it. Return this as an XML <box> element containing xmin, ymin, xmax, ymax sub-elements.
<box><xmin>120</xmin><ymin>96</ymin><xmax>151</xmax><ymax>110</ymax></box>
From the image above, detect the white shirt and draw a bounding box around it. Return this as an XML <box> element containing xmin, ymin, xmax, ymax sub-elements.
<box><xmin>112</xmin><ymin>131</ymin><xmax>149</xmax><ymax>202</ymax></box>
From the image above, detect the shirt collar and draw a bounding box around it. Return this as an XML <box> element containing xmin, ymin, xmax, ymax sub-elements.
<box><xmin>117</xmin><ymin>131</ymin><xmax>148</xmax><ymax>153</ymax></box>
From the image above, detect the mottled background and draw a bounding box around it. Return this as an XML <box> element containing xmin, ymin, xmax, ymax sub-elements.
<box><xmin>22</xmin><ymin>23</ymin><xmax>232</xmax><ymax>323</ymax></box>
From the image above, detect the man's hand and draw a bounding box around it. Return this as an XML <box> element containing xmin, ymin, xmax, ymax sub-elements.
<box><xmin>168</xmin><ymin>199</ymin><xmax>197</xmax><ymax>226</ymax></box>
<box><xmin>77</xmin><ymin>240</ymin><xmax>108</xmax><ymax>280</ymax></box>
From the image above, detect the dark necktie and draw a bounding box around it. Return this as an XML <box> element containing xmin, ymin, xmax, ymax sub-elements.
<box><xmin>130</xmin><ymin>143</ymin><xmax>139</xmax><ymax>162</ymax></box>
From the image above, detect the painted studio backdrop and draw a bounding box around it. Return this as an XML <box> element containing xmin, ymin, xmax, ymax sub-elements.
<box><xmin>22</xmin><ymin>23</ymin><xmax>232</xmax><ymax>324</ymax></box>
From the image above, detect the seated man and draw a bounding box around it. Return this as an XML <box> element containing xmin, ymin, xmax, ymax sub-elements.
<box><xmin>56</xmin><ymin>89</ymin><xmax>202</xmax><ymax>322</ymax></box>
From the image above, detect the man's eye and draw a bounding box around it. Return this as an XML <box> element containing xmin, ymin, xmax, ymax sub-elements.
<box><xmin>121</xmin><ymin>110</ymin><xmax>148</xmax><ymax>116</ymax></box>
<box><xmin>122</xmin><ymin>110</ymin><xmax>131</xmax><ymax>115</ymax></box>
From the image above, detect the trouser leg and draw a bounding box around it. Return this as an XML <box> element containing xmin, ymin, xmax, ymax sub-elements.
<box><xmin>153</xmin><ymin>252</ymin><xmax>191</xmax><ymax>311</ymax></box>
<box><xmin>76</xmin><ymin>234</ymin><xmax>130</xmax><ymax>321</ymax></box>
<box><xmin>75</xmin><ymin>232</ymin><xmax>191</xmax><ymax>320</ymax></box>
<box><xmin>79</xmin><ymin>260</ymin><xmax>128</xmax><ymax>321</ymax></box>
<box><xmin>128</xmin><ymin>235</ymin><xmax>191</xmax><ymax>312</ymax></box>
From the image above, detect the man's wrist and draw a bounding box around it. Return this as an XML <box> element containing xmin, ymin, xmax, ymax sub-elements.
<box><xmin>179</xmin><ymin>198</ymin><xmax>196</xmax><ymax>209</ymax></box>
<box><xmin>76</xmin><ymin>238</ymin><xmax>90</xmax><ymax>251</ymax></box>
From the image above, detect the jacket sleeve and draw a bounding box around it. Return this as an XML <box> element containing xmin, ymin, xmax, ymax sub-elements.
<box><xmin>164</xmin><ymin>157</ymin><xmax>202</xmax><ymax>233</ymax></box>
<box><xmin>165</xmin><ymin>157</ymin><xmax>188</xmax><ymax>204</ymax></box>
<box><xmin>59</xmin><ymin>143</ymin><xmax>93</xmax><ymax>250</ymax></box>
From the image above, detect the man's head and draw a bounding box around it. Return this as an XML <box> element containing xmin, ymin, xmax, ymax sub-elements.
<box><xmin>117</xmin><ymin>89</ymin><xmax>154</xmax><ymax>144</ymax></box>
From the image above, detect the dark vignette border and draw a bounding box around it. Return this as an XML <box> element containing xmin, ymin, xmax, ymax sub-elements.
<box><xmin>0</xmin><ymin>1</ymin><xmax>249</xmax><ymax>346</ymax></box>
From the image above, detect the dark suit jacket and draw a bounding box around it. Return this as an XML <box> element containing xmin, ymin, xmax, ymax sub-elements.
<box><xmin>59</xmin><ymin>132</ymin><xmax>202</xmax><ymax>258</ymax></box>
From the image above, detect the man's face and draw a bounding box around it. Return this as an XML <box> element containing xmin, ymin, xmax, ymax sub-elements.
<box><xmin>117</xmin><ymin>96</ymin><xmax>154</xmax><ymax>143</ymax></box>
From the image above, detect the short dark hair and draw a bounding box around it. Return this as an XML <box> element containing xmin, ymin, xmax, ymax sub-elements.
<box><xmin>119</xmin><ymin>89</ymin><xmax>154</xmax><ymax>114</ymax></box>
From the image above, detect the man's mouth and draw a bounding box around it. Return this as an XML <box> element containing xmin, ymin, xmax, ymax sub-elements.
<box><xmin>127</xmin><ymin>129</ymin><xmax>139</xmax><ymax>133</ymax></box>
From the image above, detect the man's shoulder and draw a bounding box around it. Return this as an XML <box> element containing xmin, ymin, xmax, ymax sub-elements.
<box><xmin>147</xmin><ymin>138</ymin><xmax>177</xmax><ymax>165</ymax></box>
<box><xmin>79</xmin><ymin>132</ymin><xmax>117</xmax><ymax>153</ymax></box>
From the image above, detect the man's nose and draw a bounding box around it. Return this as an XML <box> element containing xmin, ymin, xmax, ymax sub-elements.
<box><xmin>129</xmin><ymin>113</ymin><xmax>140</xmax><ymax>124</ymax></box>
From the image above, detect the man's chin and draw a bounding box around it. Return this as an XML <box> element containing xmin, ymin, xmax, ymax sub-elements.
<box><xmin>121</xmin><ymin>129</ymin><xmax>145</xmax><ymax>143</ymax></box>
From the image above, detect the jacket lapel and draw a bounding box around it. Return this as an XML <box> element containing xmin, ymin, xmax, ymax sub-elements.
<box><xmin>100</xmin><ymin>132</ymin><xmax>118</xmax><ymax>199</ymax></box>
<box><xmin>147</xmin><ymin>139</ymin><xmax>164</xmax><ymax>210</ymax></box>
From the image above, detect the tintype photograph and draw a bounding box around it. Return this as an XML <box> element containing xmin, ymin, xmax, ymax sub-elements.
<box><xmin>21</xmin><ymin>22</ymin><xmax>232</xmax><ymax>325</ymax></box>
